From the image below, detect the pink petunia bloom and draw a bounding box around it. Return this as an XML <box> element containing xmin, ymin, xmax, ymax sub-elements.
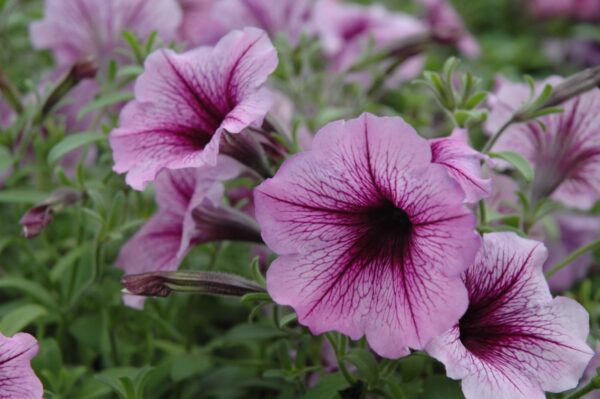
<box><xmin>254</xmin><ymin>113</ymin><xmax>480</xmax><ymax>358</ymax></box>
<box><xmin>30</xmin><ymin>0</ymin><xmax>182</xmax><ymax>68</ymax></box>
<box><xmin>427</xmin><ymin>232</ymin><xmax>593</xmax><ymax>399</ymax></box>
<box><xmin>486</xmin><ymin>77</ymin><xmax>600</xmax><ymax>210</ymax></box>
<box><xmin>314</xmin><ymin>0</ymin><xmax>428</xmax><ymax>84</ymax></box>
<box><xmin>117</xmin><ymin>157</ymin><xmax>262</xmax><ymax>308</ymax></box>
<box><xmin>528</xmin><ymin>0</ymin><xmax>600</xmax><ymax>22</ymax></box>
<box><xmin>109</xmin><ymin>27</ymin><xmax>278</xmax><ymax>190</ymax></box>
<box><xmin>544</xmin><ymin>213</ymin><xmax>600</xmax><ymax>292</ymax></box>
<box><xmin>176</xmin><ymin>0</ymin><xmax>228</xmax><ymax>47</ymax></box>
<box><xmin>0</xmin><ymin>332</ymin><xmax>43</xmax><ymax>398</ymax></box>
<box><xmin>430</xmin><ymin>128</ymin><xmax>491</xmax><ymax>203</ymax></box>
<box><xmin>418</xmin><ymin>0</ymin><xmax>480</xmax><ymax>58</ymax></box>
<box><xmin>212</xmin><ymin>0</ymin><xmax>315</xmax><ymax>45</ymax></box>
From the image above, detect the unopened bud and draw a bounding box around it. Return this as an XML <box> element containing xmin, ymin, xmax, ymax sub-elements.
<box><xmin>19</xmin><ymin>188</ymin><xmax>82</xmax><ymax>238</ymax></box>
<box><xmin>122</xmin><ymin>271</ymin><xmax>265</xmax><ymax>298</ymax></box>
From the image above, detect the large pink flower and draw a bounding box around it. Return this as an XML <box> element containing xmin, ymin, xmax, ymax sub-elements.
<box><xmin>109</xmin><ymin>27</ymin><xmax>278</xmax><ymax>190</ymax></box>
<box><xmin>254</xmin><ymin>113</ymin><xmax>480</xmax><ymax>358</ymax></box>
<box><xmin>487</xmin><ymin>77</ymin><xmax>600</xmax><ymax>209</ymax></box>
<box><xmin>314</xmin><ymin>0</ymin><xmax>428</xmax><ymax>83</ymax></box>
<box><xmin>427</xmin><ymin>232</ymin><xmax>593</xmax><ymax>399</ymax></box>
<box><xmin>0</xmin><ymin>332</ymin><xmax>43</xmax><ymax>398</ymax></box>
<box><xmin>430</xmin><ymin>128</ymin><xmax>491</xmax><ymax>203</ymax></box>
<box><xmin>212</xmin><ymin>0</ymin><xmax>315</xmax><ymax>45</ymax></box>
<box><xmin>30</xmin><ymin>0</ymin><xmax>182</xmax><ymax>68</ymax></box>
<box><xmin>117</xmin><ymin>157</ymin><xmax>262</xmax><ymax>308</ymax></box>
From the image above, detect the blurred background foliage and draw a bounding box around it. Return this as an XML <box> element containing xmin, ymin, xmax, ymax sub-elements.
<box><xmin>0</xmin><ymin>0</ymin><xmax>599</xmax><ymax>398</ymax></box>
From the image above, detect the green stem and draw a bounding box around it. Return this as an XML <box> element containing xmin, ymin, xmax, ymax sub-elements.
<box><xmin>546</xmin><ymin>238</ymin><xmax>600</xmax><ymax>278</ymax></box>
<box><xmin>478</xmin><ymin>201</ymin><xmax>487</xmax><ymax>226</ymax></box>
<box><xmin>481</xmin><ymin>118</ymin><xmax>514</xmax><ymax>153</ymax></box>
<box><xmin>325</xmin><ymin>333</ymin><xmax>355</xmax><ymax>385</ymax></box>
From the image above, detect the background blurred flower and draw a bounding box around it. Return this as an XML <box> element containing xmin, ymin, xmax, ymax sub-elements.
<box><xmin>427</xmin><ymin>232</ymin><xmax>593</xmax><ymax>399</ymax></box>
<box><xmin>255</xmin><ymin>113</ymin><xmax>479</xmax><ymax>358</ymax></box>
<box><xmin>110</xmin><ymin>28</ymin><xmax>278</xmax><ymax>190</ymax></box>
<box><xmin>30</xmin><ymin>0</ymin><xmax>182</xmax><ymax>68</ymax></box>
<box><xmin>487</xmin><ymin>77</ymin><xmax>600</xmax><ymax>209</ymax></box>
<box><xmin>528</xmin><ymin>0</ymin><xmax>600</xmax><ymax>21</ymax></box>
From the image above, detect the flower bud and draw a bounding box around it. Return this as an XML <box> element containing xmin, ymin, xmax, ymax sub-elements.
<box><xmin>19</xmin><ymin>188</ymin><xmax>82</xmax><ymax>238</ymax></box>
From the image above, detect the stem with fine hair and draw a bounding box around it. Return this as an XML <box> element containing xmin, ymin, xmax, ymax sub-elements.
<box><xmin>481</xmin><ymin>118</ymin><xmax>514</xmax><ymax>154</ymax></box>
<box><xmin>325</xmin><ymin>333</ymin><xmax>355</xmax><ymax>385</ymax></box>
<box><xmin>564</xmin><ymin>377</ymin><xmax>600</xmax><ymax>399</ymax></box>
<box><xmin>546</xmin><ymin>238</ymin><xmax>600</xmax><ymax>278</ymax></box>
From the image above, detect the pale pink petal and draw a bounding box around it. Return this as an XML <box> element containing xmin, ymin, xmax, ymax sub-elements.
<box><xmin>0</xmin><ymin>332</ymin><xmax>43</xmax><ymax>399</ymax></box>
<box><xmin>431</xmin><ymin>128</ymin><xmax>491</xmax><ymax>203</ymax></box>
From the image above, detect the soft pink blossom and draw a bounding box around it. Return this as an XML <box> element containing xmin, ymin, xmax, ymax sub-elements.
<box><xmin>430</xmin><ymin>128</ymin><xmax>491</xmax><ymax>203</ymax></box>
<box><xmin>110</xmin><ymin>28</ymin><xmax>278</xmax><ymax>190</ymax></box>
<box><xmin>314</xmin><ymin>0</ymin><xmax>428</xmax><ymax>84</ymax></box>
<box><xmin>254</xmin><ymin>113</ymin><xmax>480</xmax><ymax>358</ymax></box>
<box><xmin>487</xmin><ymin>77</ymin><xmax>600</xmax><ymax>209</ymax></box>
<box><xmin>0</xmin><ymin>332</ymin><xmax>43</xmax><ymax>398</ymax></box>
<box><xmin>427</xmin><ymin>232</ymin><xmax>593</xmax><ymax>399</ymax></box>
<box><xmin>30</xmin><ymin>0</ymin><xmax>182</xmax><ymax>67</ymax></box>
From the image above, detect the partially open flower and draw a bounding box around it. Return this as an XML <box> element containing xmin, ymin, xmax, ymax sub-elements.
<box><xmin>19</xmin><ymin>188</ymin><xmax>82</xmax><ymax>238</ymax></box>
<box><xmin>109</xmin><ymin>27</ymin><xmax>278</xmax><ymax>190</ymax></box>
<box><xmin>117</xmin><ymin>157</ymin><xmax>263</xmax><ymax>308</ymax></box>
<box><xmin>0</xmin><ymin>332</ymin><xmax>43</xmax><ymax>399</ymax></box>
<box><xmin>430</xmin><ymin>128</ymin><xmax>491</xmax><ymax>203</ymax></box>
<box><xmin>487</xmin><ymin>77</ymin><xmax>600</xmax><ymax>209</ymax></box>
<box><xmin>30</xmin><ymin>0</ymin><xmax>182</xmax><ymax>68</ymax></box>
<box><xmin>427</xmin><ymin>232</ymin><xmax>593</xmax><ymax>399</ymax></box>
<box><xmin>255</xmin><ymin>113</ymin><xmax>480</xmax><ymax>358</ymax></box>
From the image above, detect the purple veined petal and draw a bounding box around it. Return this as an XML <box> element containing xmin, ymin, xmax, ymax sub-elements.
<box><xmin>29</xmin><ymin>0</ymin><xmax>182</xmax><ymax>68</ymax></box>
<box><xmin>486</xmin><ymin>77</ymin><xmax>600</xmax><ymax>210</ymax></box>
<box><xmin>430</xmin><ymin>128</ymin><xmax>491</xmax><ymax>203</ymax></box>
<box><xmin>0</xmin><ymin>332</ymin><xmax>43</xmax><ymax>399</ymax></box>
<box><xmin>255</xmin><ymin>113</ymin><xmax>480</xmax><ymax>358</ymax></box>
<box><xmin>426</xmin><ymin>232</ymin><xmax>594</xmax><ymax>399</ymax></box>
<box><xmin>109</xmin><ymin>27</ymin><xmax>278</xmax><ymax>190</ymax></box>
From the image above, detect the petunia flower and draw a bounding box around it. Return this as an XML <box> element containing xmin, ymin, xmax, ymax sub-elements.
<box><xmin>0</xmin><ymin>332</ymin><xmax>43</xmax><ymax>399</ymax></box>
<box><xmin>417</xmin><ymin>0</ymin><xmax>480</xmax><ymax>58</ymax></box>
<box><xmin>117</xmin><ymin>157</ymin><xmax>262</xmax><ymax>308</ymax></box>
<box><xmin>544</xmin><ymin>213</ymin><xmax>600</xmax><ymax>292</ymax></box>
<box><xmin>430</xmin><ymin>128</ymin><xmax>491</xmax><ymax>203</ymax></box>
<box><xmin>426</xmin><ymin>232</ymin><xmax>593</xmax><ymax>399</ymax></box>
<box><xmin>29</xmin><ymin>0</ymin><xmax>182</xmax><ymax>68</ymax></box>
<box><xmin>314</xmin><ymin>0</ymin><xmax>428</xmax><ymax>84</ymax></box>
<box><xmin>109</xmin><ymin>27</ymin><xmax>278</xmax><ymax>190</ymax></box>
<box><xmin>254</xmin><ymin>113</ymin><xmax>480</xmax><ymax>358</ymax></box>
<box><xmin>486</xmin><ymin>77</ymin><xmax>600</xmax><ymax>210</ymax></box>
<box><xmin>212</xmin><ymin>0</ymin><xmax>315</xmax><ymax>45</ymax></box>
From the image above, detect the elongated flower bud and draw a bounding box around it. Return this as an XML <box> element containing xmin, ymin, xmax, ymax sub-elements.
<box><xmin>19</xmin><ymin>188</ymin><xmax>82</xmax><ymax>238</ymax></box>
<box><xmin>122</xmin><ymin>271</ymin><xmax>265</xmax><ymax>298</ymax></box>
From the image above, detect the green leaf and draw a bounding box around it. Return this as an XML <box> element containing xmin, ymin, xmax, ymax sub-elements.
<box><xmin>170</xmin><ymin>353</ymin><xmax>211</xmax><ymax>382</ymax></box>
<box><xmin>223</xmin><ymin>323</ymin><xmax>285</xmax><ymax>343</ymax></box>
<box><xmin>463</xmin><ymin>91</ymin><xmax>488</xmax><ymax>109</ymax></box>
<box><xmin>77</xmin><ymin>91</ymin><xmax>134</xmax><ymax>120</ymax></box>
<box><xmin>47</xmin><ymin>132</ymin><xmax>106</xmax><ymax>164</ymax></box>
<box><xmin>0</xmin><ymin>145</ymin><xmax>13</xmax><ymax>174</ymax></box>
<box><xmin>344</xmin><ymin>348</ymin><xmax>379</xmax><ymax>387</ymax></box>
<box><xmin>422</xmin><ymin>375</ymin><xmax>464</xmax><ymax>399</ymax></box>
<box><xmin>278</xmin><ymin>312</ymin><xmax>297</xmax><ymax>328</ymax></box>
<box><xmin>0</xmin><ymin>304</ymin><xmax>47</xmax><ymax>336</ymax></box>
<box><xmin>489</xmin><ymin>151</ymin><xmax>534</xmax><ymax>182</ymax></box>
<box><xmin>50</xmin><ymin>244</ymin><xmax>91</xmax><ymax>283</ymax></box>
<box><xmin>0</xmin><ymin>277</ymin><xmax>57</xmax><ymax>309</ymax></box>
<box><xmin>304</xmin><ymin>372</ymin><xmax>349</xmax><ymax>399</ymax></box>
<box><xmin>0</xmin><ymin>189</ymin><xmax>48</xmax><ymax>204</ymax></box>
<box><xmin>117</xmin><ymin>65</ymin><xmax>144</xmax><ymax>78</ymax></box>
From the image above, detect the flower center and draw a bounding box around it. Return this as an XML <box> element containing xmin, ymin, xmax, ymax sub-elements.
<box><xmin>365</xmin><ymin>199</ymin><xmax>413</xmax><ymax>239</ymax></box>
